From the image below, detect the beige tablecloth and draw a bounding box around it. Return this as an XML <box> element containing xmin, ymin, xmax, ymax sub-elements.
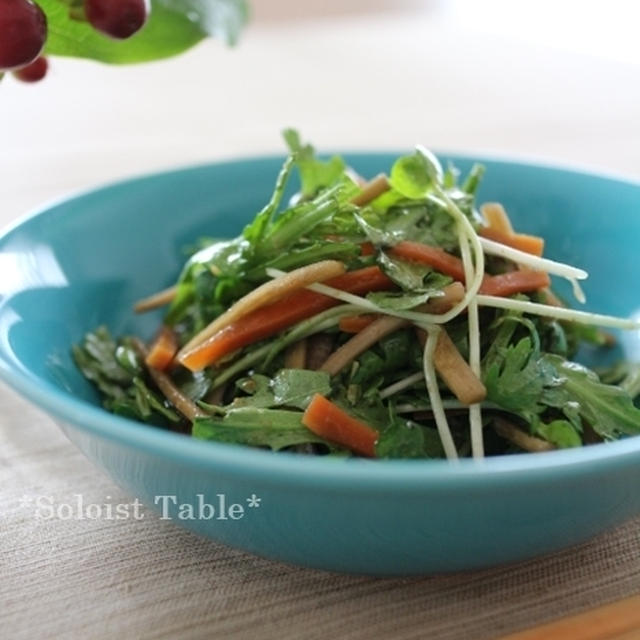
<box><xmin>2</xmin><ymin>382</ymin><xmax>639</xmax><ymax>640</ymax></box>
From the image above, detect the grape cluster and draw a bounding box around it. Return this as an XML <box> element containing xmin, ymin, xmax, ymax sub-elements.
<box><xmin>85</xmin><ymin>0</ymin><xmax>150</xmax><ymax>40</ymax></box>
<box><xmin>0</xmin><ymin>0</ymin><xmax>150</xmax><ymax>83</ymax></box>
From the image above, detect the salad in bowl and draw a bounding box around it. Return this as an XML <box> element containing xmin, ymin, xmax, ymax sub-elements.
<box><xmin>73</xmin><ymin>131</ymin><xmax>640</xmax><ymax>461</ymax></box>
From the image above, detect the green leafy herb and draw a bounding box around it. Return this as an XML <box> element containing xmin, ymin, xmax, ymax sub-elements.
<box><xmin>599</xmin><ymin>362</ymin><xmax>640</xmax><ymax>399</ymax></box>
<box><xmin>535</xmin><ymin>420</ymin><xmax>582</xmax><ymax>448</ymax></box>
<box><xmin>443</xmin><ymin>162</ymin><xmax>460</xmax><ymax>189</ymax></box>
<box><xmin>227</xmin><ymin>369</ymin><xmax>331</xmax><ymax>411</ymax></box>
<box><xmin>376</xmin><ymin>417</ymin><xmax>444</xmax><ymax>458</ymax></box>
<box><xmin>355</xmin><ymin>200</ymin><xmax>464</xmax><ymax>252</ymax></box>
<box><xmin>485</xmin><ymin>337</ymin><xmax>640</xmax><ymax>440</ymax></box>
<box><xmin>73</xmin><ymin>327</ymin><xmax>179</xmax><ymax>423</ymax></box>
<box><xmin>461</xmin><ymin>163</ymin><xmax>485</xmax><ymax>195</ymax></box>
<box><xmin>243</xmin><ymin>156</ymin><xmax>294</xmax><ymax>246</ymax></box>
<box><xmin>245</xmin><ymin>241</ymin><xmax>361</xmax><ymax>281</ymax></box>
<box><xmin>272</xmin><ymin>369</ymin><xmax>332</xmax><ymax>410</ymax></box>
<box><xmin>166</xmin><ymin>238</ymin><xmax>249</xmax><ymax>327</ymax></box>
<box><xmin>544</xmin><ymin>355</ymin><xmax>640</xmax><ymax>440</ymax></box>
<box><xmin>377</xmin><ymin>251</ymin><xmax>452</xmax><ymax>294</ymax></box>
<box><xmin>366</xmin><ymin>290</ymin><xmax>435</xmax><ymax>311</ymax></box>
<box><xmin>349</xmin><ymin>330</ymin><xmax>413</xmax><ymax>386</ymax></box>
<box><xmin>283</xmin><ymin>129</ymin><xmax>347</xmax><ymax>198</ymax></box>
<box><xmin>389</xmin><ymin>149</ymin><xmax>442</xmax><ymax>198</ymax></box>
<box><xmin>192</xmin><ymin>408</ymin><xmax>336</xmax><ymax>451</ymax></box>
<box><xmin>254</xmin><ymin>184</ymin><xmax>356</xmax><ymax>260</ymax></box>
<box><xmin>390</xmin><ymin>152</ymin><xmax>433</xmax><ymax>199</ymax></box>
<box><xmin>230</xmin><ymin>374</ymin><xmax>276</xmax><ymax>409</ymax></box>
<box><xmin>483</xmin><ymin>337</ymin><xmax>551</xmax><ymax>423</ymax></box>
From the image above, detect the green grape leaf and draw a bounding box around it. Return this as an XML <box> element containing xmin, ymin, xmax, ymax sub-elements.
<box><xmin>41</xmin><ymin>0</ymin><xmax>248</xmax><ymax>64</ymax></box>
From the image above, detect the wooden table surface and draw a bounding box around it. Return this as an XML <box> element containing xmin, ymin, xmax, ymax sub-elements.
<box><xmin>2</xmin><ymin>5</ymin><xmax>640</xmax><ymax>638</ymax></box>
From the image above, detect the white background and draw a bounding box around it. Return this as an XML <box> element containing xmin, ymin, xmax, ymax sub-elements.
<box><xmin>2</xmin><ymin>0</ymin><xmax>639</xmax><ymax>225</ymax></box>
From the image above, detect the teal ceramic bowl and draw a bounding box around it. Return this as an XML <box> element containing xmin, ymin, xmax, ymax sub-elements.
<box><xmin>1</xmin><ymin>154</ymin><xmax>640</xmax><ymax>576</ymax></box>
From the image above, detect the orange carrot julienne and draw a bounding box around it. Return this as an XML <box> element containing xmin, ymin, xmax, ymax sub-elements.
<box><xmin>480</xmin><ymin>227</ymin><xmax>545</xmax><ymax>257</ymax></box>
<box><xmin>389</xmin><ymin>242</ymin><xmax>467</xmax><ymax>281</ymax></box>
<box><xmin>145</xmin><ymin>326</ymin><xmax>178</xmax><ymax>371</ymax></box>
<box><xmin>302</xmin><ymin>394</ymin><xmax>378</xmax><ymax>457</ymax></box>
<box><xmin>479</xmin><ymin>270</ymin><xmax>550</xmax><ymax>297</ymax></box>
<box><xmin>339</xmin><ymin>314</ymin><xmax>379</xmax><ymax>333</ymax></box>
<box><xmin>360</xmin><ymin>242</ymin><xmax>375</xmax><ymax>257</ymax></box>
<box><xmin>178</xmin><ymin>266</ymin><xmax>394</xmax><ymax>372</ymax></box>
<box><xmin>481</xmin><ymin>202</ymin><xmax>514</xmax><ymax>235</ymax></box>
<box><xmin>390</xmin><ymin>241</ymin><xmax>549</xmax><ymax>297</ymax></box>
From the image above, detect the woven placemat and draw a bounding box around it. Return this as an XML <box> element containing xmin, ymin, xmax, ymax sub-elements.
<box><xmin>2</xmin><ymin>383</ymin><xmax>639</xmax><ymax>640</ymax></box>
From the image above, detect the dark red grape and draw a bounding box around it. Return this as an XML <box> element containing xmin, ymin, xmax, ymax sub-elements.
<box><xmin>13</xmin><ymin>55</ymin><xmax>47</xmax><ymax>82</ymax></box>
<box><xmin>0</xmin><ymin>0</ymin><xmax>47</xmax><ymax>71</ymax></box>
<box><xmin>85</xmin><ymin>0</ymin><xmax>149</xmax><ymax>39</ymax></box>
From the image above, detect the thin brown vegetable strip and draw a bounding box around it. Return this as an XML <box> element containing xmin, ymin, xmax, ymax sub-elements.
<box><xmin>345</xmin><ymin>166</ymin><xmax>367</xmax><ymax>187</ymax></box>
<box><xmin>319</xmin><ymin>283</ymin><xmax>465</xmax><ymax>377</ymax></box>
<box><xmin>421</xmin><ymin>282</ymin><xmax>465</xmax><ymax>314</ymax></box>
<box><xmin>415</xmin><ymin>283</ymin><xmax>467</xmax><ymax>347</ymax></box>
<box><xmin>132</xmin><ymin>338</ymin><xmax>207</xmax><ymax>422</ymax></box>
<box><xmin>541</xmin><ymin>287</ymin><xmax>565</xmax><ymax>308</ymax></box>
<box><xmin>178</xmin><ymin>259</ymin><xmax>346</xmax><ymax>358</ymax></box>
<box><xmin>350</xmin><ymin>173</ymin><xmax>390</xmax><ymax>206</ymax></box>
<box><xmin>432</xmin><ymin>329</ymin><xmax>486</xmax><ymax>405</ymax></box>
<box><xmin>204</xmin><ymin>383</ymin><xmax>227</xmax><ymax>406</ymax></box>
<box><xmin>134</xmin><ymin>285</ymin><xmax>178</xmax><ymax>313</ymax></box>
<box><xmin>306</xmin><ymin>334</ymin><xmax>335</xmax><ymax>371</ymax></box>
<box><xmin>320</xmin><ymin>315</ymin><xmax>410</xmax><ymax>377</ymax></box>
<box><xmin>284</xmin><ymin>339</ymin><xmax>307</xmax><ymax>369</ymax></box>
<box><xmin>493</xmin><ymin>417</ymin><xmax>554</xmax><ymax>453</ymax></box>
<box><xmin>339</xmin><ymin>314</ymin><xmax>379</xmax><ymax>334</ymax></box>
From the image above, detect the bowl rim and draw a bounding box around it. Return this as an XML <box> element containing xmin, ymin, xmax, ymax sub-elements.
<box><xmin>1</xmin><ymin>150</ymin><xmax>640</xmax><ymax>490</ymax></box>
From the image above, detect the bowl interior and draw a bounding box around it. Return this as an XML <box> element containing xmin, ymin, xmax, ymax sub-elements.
<box><xmin>1</xmin><ymin>152</ymin><xmax>640</xmax><ymax>443</ymax></box>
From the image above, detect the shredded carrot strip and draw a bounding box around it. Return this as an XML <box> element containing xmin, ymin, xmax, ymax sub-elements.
<box><xmin>390</xmin><ymin>242</ymin><xmax>549</xmax><ymax>296</ymax></box>
<box><xmin>480</xmin><ymin>227</ymin><xmax>544</xmax><ymax>257</ymax></box>
<box><xmin>179</xmin><ymin>259</ymin><xmax>346</xmax><ymax>356</ymax></box>
<box><xmin>479</xmin><ymin>271</ymin><xmax>550</xmax><ymax>297</ymax></box>
<box><xmin>302</xmin><ymin>394</ymin><xmax>378</xmax><ymax>457</ymax></box>
<box><xmin>145</xmin><ymin>326</ymin><xmax>178</xmax><ymax>371</ymax></box>
<box><xmin>338</xmin><ymin>314</ymin><xmax>379</xmax><ymax>333</ymax></box>
<box><xmin>360</xmin><ymin>242</ymin><xmax>376</xmax><ymax>256</ymax></box>
<box><xmin>133</xmin><ymin>338</ymin><xmax>206</xmax><ymax>421</ymax></box>
<box><xmin>389</xmin><ymin>241</ymin><xmax>467</xmax><ymax>281</ymax></box>
<box><xmin>178</xmin><ymin>266</ymin><xmax>394</xmax><ymax>372</ymax></box>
